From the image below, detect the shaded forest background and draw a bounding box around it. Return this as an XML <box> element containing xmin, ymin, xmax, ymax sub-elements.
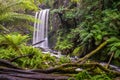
<box><xmin>48</xmin><ymin>0</ymin><xmax>120</xmax><ymax>67</ymax></box>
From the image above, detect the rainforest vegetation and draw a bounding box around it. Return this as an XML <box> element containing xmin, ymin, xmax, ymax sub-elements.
<box><xmin>0</xmin><ymin>0</ymin><xmax>120</xmax><ymax>80</ymax></box>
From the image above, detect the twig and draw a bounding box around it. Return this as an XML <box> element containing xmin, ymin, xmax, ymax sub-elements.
<box><xmin>106</xmin><ymin>52</ymin><xmax>114</xmax><ymax>69</ymax></box>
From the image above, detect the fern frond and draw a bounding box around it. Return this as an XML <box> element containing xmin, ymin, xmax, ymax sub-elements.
<box><xmin>0</xmin><ymin>12</ymin><xmax>35</xmax><ymax>23</ymax></box>
<box><xmin>0</xmin><ymin>0</ymin><xmax>38</xmax><ymax>12</ymax></box>
<box><xmin>0</xmin><ymin>24</ymin><xmax>10</xmax><ymax>32</ymax></box>
<box><xmin>18</xmin><ymin>0</ymin><xmax>38</xmax><ymax>11</ymax></box>
<box><xmin>4</xmin><ymin>34</ymin><xmax>29</xmax><ymax>46</ymax></box>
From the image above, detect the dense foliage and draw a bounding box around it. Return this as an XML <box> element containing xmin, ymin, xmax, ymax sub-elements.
<box><xmin>71</xmin><ymin>70</ymin><xmax>112</xmax><ymax>80</ymax></box>
<box><xmin>0</xmin><ymin>33</ymin><xmax>71</xmax><ymax>69</ymax></box>
<box><xmin>53</xmin><ymin>0</ymin><xmax>120</xmax><ymax>66</ymax></box>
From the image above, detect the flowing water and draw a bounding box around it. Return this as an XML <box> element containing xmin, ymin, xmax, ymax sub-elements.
<box><xmin>33</xmin><ymin>9</ymin><xmax>50</xmax><ymax>49</ymax></box>
<box><xmin>32</xmin><ymin>9</ymin><xmax>64</xmax><ymax>58</ymax></box>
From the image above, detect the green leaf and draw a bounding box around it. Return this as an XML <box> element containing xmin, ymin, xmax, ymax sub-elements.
<box><xmin>96</xmin><ymin>34</ymin><xmax>102</xmax><ymax>41</ymax></box>
<box><xmin>107</xmin><ymin>38</ymin><xmax>120</xmax><ymax>43</ymax></box>
<box><xmin>110</xmin><ymin>46</ymin><xmax>117</xmax><ymax>51</ymax></box>
<box><xmin>114</xmin><ymin>50</ymin><xmax>120</xmax><ymax>58</ymax></box>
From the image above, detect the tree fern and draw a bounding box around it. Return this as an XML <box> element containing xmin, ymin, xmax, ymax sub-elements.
<box><xmin>0</xmin><ymin>0</ymin><xmax>38</xmax><ymax>32</ymax></box>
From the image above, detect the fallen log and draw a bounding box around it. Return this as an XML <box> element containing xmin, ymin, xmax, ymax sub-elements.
<box><xmin>0</xmin><ymin>59</ymin><xmax>22</xmax><ymax>69</ymax></box>
<box><xmin>0</xmin><ymin>68</ymin><xmax>70</xmax><ymax>80</ymax></box>
<box><xmin>0</xmin><ymin>67</ymin><xmax>36</xmax><ymax>74</ymax></box>
<box><xmin>31</xmin><ymin>63</ymin><xmax>120</xmax><ymax>76</ymax></box>
<box><xmin>0</xmin><ymin>58</ymin><xmax>120</xmax><ymax>76</ymax></box>
<box><xmin>7</xmin><ymin>73</ymin><xmax>69</xmax><ymax>80</ymax></box>
<box><xmin>0</xmin><ymin>74</ymin><xmax>34</xmax><ymax>80</ymax></box>
<box><xmin>0</xmin><ymin>58</ymin><xmax>120</xmax><ymax>79</ymax></box>
<box><xmin>0</xmin><ymin>73</ymin><xmax>69</xmax><ymax>80</ymax></box>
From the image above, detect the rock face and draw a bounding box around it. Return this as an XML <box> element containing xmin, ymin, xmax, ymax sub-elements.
<box><xmin>48</xmin><ymin>13</ymin><xmax>61</xmax><ymax>49</ymax></box>
<box><xmin>53</xmin><ymin>0</ymin><xmax>70</xmax><ymax>8</ymax></box>
<box><xmin>48</xmin><ymin>0</ymin><xmax>71</xmax><ymax>49</ymax></box>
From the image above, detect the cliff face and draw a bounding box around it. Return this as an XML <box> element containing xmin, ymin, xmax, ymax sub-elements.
<box><xmin>53</xmin><ymin>0</ymin><xmax>70</xmax><ymax>8</ymax></box>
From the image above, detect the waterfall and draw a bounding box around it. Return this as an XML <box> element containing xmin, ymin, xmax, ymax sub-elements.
<box><xmin>33</xmin><ymin>9</ymin><xmax>50</xmax><ymax>49</ymax></box>
<box><xmin>32</xmin><ymin>9</ymin><xmax>62</xmax><ymax>58</ymax></box>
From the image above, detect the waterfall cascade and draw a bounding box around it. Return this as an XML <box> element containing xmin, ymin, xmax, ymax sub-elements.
<box><xmin>33</xmin><ymin>9</ymin><xmax>50</xmax><ymax>49</ymax></box>
<box><xmin>32</xmin><ymin>9</ymin><xmax>62</xmax><ymax>58</ymax></box>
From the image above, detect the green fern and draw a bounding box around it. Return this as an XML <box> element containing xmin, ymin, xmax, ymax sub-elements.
<box><xmin>107</xmin><ymin>38</ymin><xmax>120</xmax><ymax>58</ymax></box>
<box><xmin>0</xmin><ymin>33</ymin><xmax>29</xmax><ymax>55</ymax></box>
<box><xmin>0</xmin><ymin>0</ymin><xmax>38</xmax><ymax>32</ymax></box>
<box><xmin>73</xmin><ymin>71</ymin><xmax>111</xmax><ymax>80</ymax></box>
<box><xmin>90</xmin><ymin>73</ymin><xmax>111</xmax><ymax>80</ymax></box>
<box><xmin>0</xmin><ymin>33</ymin><xmax>57</xmax><ymax>69</ymax></box>
<box><xmin>74</xmin><ymin>70</ymin><xmax>91</xmax><ymax>80</ymax></box>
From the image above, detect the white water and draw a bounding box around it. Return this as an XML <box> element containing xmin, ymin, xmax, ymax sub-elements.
<box><xmin>33</xmin><ymin>9</ymin><xmax>50</xmax><ymax>49</ymax></box>
<box><xmin>32</xmin><ymin>9</ymin><xmax>63</xmax><ymax>58</ymax></box>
